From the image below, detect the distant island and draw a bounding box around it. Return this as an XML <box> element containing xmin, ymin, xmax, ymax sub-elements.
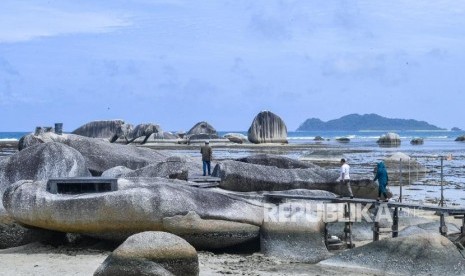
<box><xmin>296</xmin><ymin>113</ymin><xmax>445</xmax><ymax>131</ymax></box>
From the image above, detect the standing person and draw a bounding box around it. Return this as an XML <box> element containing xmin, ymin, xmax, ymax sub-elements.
<box><xmin>338</xmin><ymin>158</ymin><xmax>354</xmax><ymax>198</ymax></box>
<box><xmin>200</xmin><ymin>140</ymin><xmax>212</xmax><ymax>176</ymax></box>
<box><xmin>373</xmin><ymin>161</ymin><xmax>389</xmax><ymax>202</ymax></box>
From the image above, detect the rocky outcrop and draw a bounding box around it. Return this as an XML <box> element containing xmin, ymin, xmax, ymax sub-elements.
<box><xmin>123</xmin><ymin>157</ymin><xmax>201</xmax><ymax>180</ymax></box>
<box><xmin>94</xmin><ymin>231</ymin><xmax>198</xmax><ymax>276</ymax></box>
<box><xmin>261</xmin><ymin>219</ymin><xmax>331</xmax><ymax>263</ymax></box>
<box><xmin>247</xmin><ymin>111</ymin><xmax>287</xmax><ymax>144</ymax></box>
<box><xmin>399</xmin><ymin>222</ymin><xmax>460</xmax><ymax>237</ymax></box>
<box><xmin>0</xmin><ymin>215</ymin><xmax>61</xmax><ymax>249</ymax></box>
<box><xmin>377</xmin><ymin>132</ymin><xmax>401</xmax><ymax>147</ymax></box>
<box><xmin>72</xmin><ymin>120</ymin><xmax>133</xmax><ymax>143</ymax></box>
<box><xmin>3</xmin><ymin>177</ymin><xmax>263</xmax><ymax>240</ymax></box>
<box><xmin>17</xmin><ymin>132</ymin><xmax>167</xmax><ymax>175</ymax></box>
<box><xmin>186</xmin><ymin>121</ymin><xmax>219</xmax><ymax>141</ymax></box>
<box><xmin>235</xmin><ymin>154</ymin><xmax>316</xmax><ymax>169</ymax></box>
<box><xmin>456</xmin><ymin>135</ymin><xmax>465</xmax><ymax>142</ymax></box>
<box><xmin>101</xmin><ymin>166</ymin><xmax>134</xmax><ymax>178</ymax></box>
<box><xmin>223</xmin><ymin>133</ymin><xmax>248</xmax><ymax>144</ymax></box>
<box><xmin>335</xmin><ymin>137</ymin><xmax>350</xmax><ymax>143</ymax></box>
<box><xmin>162</xmin><ymin>211</ymin><xmax>259</xmax><ymax>250</ymax></box>
<box><xmin>213</xmin><ymin>160</ymin><xmax>385</xmax><ymax>198</ymax></box>
<box><xmin>126</xmin><ymin>123</ymin><xmax>162</xmax><ymax>144</ymax></box>
<box><xmin>410</xmin><ymin>137</ymin><xmax>424</xmax><ymax>145</ymax></box>
<box><xmin>0</xmin><ymin>142</ymin><xmax>91</xmax><ymax>211</ymax></box>
<box><xmin>320</xmin><ymin>233</ymin><xmax>465</xmax><ymax>275</ymax></box>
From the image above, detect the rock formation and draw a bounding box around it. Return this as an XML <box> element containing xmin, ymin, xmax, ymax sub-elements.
<box><xmin>382</xmin><ymin>152</ymin><xmax>428</xmax><ymax>185</ymax></box>
<box><xmin>126</xmin><ymin>123</ymin><xmax>162</xmax><ymax>144</ymax></box>
<box><xmin>3</xmin><ymin>177</ymin><xmax>263</xmax><ymax>241</ymax></box>
<box><xmin>247</xmin><ymin>111</ymin><xmax>287</xmax><ymax>144</ymax></box>
<box><xmin>186</xmin><ymin>121</ymin><xmax>219</xmax><ymax>141</ymax></box>
<box><xmin>94</xmin><ymin>231</ymin><xmax>199</xmax><ymax>276</ymax></box>
<box><xmin>320</xmin><ymin>233</ymin><xmax>465</xmax><ymax>275</ymax></box>
<box><xmin>410</xmin><ymin>137</ymin><xmax>424</xmax><ymax>145</ymax></box>
<box><xmin>377</xmin><ymin>132</ymin><xmax>401</xmax><ymax>147</ymax></box>
<box><xmin>213</xmin><ymin>160</ymin><xmax>386</xmax><ymax>198</ymax></box>
<box><xmin>0</xmin><ymin>142</ymin><xmax>91</xmax><ymax>211</ymax></box>
<box><xmin>223</xmin><ymin>133</ymin><xmax>248</xmax><ymax>144</ymax></box>
<box><xmin>72</xmin><ymin>120</ymin><xmax>133</xmax><ymax>143</ymax></box>
<box><xmin>17</xmin><ymin>132</ymin><xmax>167</xmax><ymax>175</ymax></box>
<box><xmin>456</xmin><ymin>135</ymin><xmax>465</xmax><ymax>142</ymax></box>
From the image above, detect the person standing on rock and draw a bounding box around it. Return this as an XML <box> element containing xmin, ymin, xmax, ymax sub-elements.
<box><xmin>373</xmin><ymin>161</ymin><xmax>389</xmax><ymax>202</ymax></box>
<box><xmin>200</xmin><ymin>140</ymin><xmax>212</xmax><ymax>176</ymax></box>
<box><xmin>337</xmin><ymin>158</ymin><xmax>353</xmax><ymax>198</ymax></box>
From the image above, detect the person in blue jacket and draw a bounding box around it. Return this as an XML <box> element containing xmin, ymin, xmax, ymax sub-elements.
<box><xmin>373</xmin><ymin>161</ymin><xmax>389</xmax><ymax>202</ymax></box>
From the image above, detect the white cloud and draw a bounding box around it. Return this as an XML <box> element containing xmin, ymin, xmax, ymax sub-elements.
<box><xmin>0</xmin><ymin>2</ymin><xmax>130</xmax><ymax>43</ymax></box>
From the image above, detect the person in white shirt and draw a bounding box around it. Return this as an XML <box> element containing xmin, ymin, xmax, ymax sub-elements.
<box><xmin>338</xmin><ymin>158</ymin><xmax>354</xmax><ymax>198</ymax></box>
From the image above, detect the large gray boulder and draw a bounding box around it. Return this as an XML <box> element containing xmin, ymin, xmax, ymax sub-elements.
<box><xmin>377</xmin><ymin>132</ymin><xmax>401</xmax><ymax>147</ymax></box>
<box><xmin>162</xmin><ymin>211</ymin><xmax>259</xmax><ymax>250</ymax></box>
<box><xmin>455</xmin><ymin>135</ymin><xmax>465</xmax><ymax>142</ymax></box>
<box><xmin>186</xmin><ymin>121</ymin><xmax>218</xmax><ymax>141</ymax></box>
<box><xmin>0</xmin><ymin>142</ymin><xmax>91</xmax><ymax>211</ymax></box>
<box><xmin>247</xmin><ymin>111</ymin><xmax>287</xmax><ymax>144</ymax></box>
<box><xmin>94</xmin><ymin>231</ymin><xmax>198</xmax><ymax>276</ymax></box>
<box><xmin>18</xmin><ymin>132</ymin><xmax>167</xmax><ymax>175</ymax></box>
<box><xmin>72</xmin><ymin>120</ymin><xmax>133</xmax><ymax>143</ymax></box>
<box><xmin>3</xmin><ymin>177</ymin><xmax>263</xmax><ymax>241</ymax></box>
<box><xmin>320</xmin><ymin>233</ymin><xmax>465</xmax><ymax>275</ymax></box>
<box><xmin>213</xmin><ymin>160</ymin><xmax>384</xmax><ymax>198</ymax></box>
<box><xmin>101</xmin><ymin>166</ymin><xmax>135</xmax><ymax>178</ymax></box>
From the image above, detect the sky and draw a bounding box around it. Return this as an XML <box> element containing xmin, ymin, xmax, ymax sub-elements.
<box><xmin>1</xmin><ymin>0</ymin><xmax>464</xmax><ymax>132</ymax></box>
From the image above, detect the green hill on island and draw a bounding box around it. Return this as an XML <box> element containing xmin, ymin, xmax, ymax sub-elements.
<box><xmin>297</xmin><ymin>114</ymin><xmax>445</xmax><ymax>131</ymax></box>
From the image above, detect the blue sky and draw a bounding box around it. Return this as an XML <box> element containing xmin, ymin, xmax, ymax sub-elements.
<box><xmin>1</xmin><ymin>0</ymin><xmax>464</xmax><ymax>131</ymax></box>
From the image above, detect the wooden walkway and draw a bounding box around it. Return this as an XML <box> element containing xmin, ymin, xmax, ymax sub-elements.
<box><xmin>263</xmin><ymin>193</ymin><xmax>465</xmax><ymax>248</ymax></box>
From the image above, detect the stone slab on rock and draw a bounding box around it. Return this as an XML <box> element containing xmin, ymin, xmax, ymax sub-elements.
<box><xmin>320</xmin><ymin>233</ymin><xmax>465</xmax><ymax>275</ymax></box>
<box><xmin>162</xmin><ymin>211</ymin><xmax>259</xmax><ymax>250</ymax></box>
<box><xmin>94</xmin><ymin>231</ymin><xmax>198</xmax><ymax>276</ymax></box>
<box><xmin>3</xmin><ymin>177</ymin><xmax>263</xmax><ymax>241</ymax></box>
<box><xmin>248</xmin><ymin>111</ymin><xmax>288</xmax><ymax>144</ymax></box>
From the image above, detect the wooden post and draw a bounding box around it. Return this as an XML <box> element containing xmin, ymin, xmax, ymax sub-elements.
<box><xmin>392</xmin><ymin>207</ymin><xmax>399</xmax><ymax>238</ymax></box>
<box><xmin>439</xmin><ymin>213</ymin><xmax>448</xmax><ymax>236</ymax></box>
<box><xmin>324</xmin><ymin>222</ymin><xmax>328</xmax><ymax>247</ymax></box>
<box><xmin>343</xmin><ymin>203</ymin><xmax>354</xmax><ymax>248</ymax></box>
<box><xmin>373</xmin><ymin>205</ymin><xmax>379</xmax><ymax>241</ymax></box>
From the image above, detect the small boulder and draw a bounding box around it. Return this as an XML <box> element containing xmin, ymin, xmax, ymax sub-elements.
<box><xmin>223</xmin><ymin>133</ymin><xmax>248</xmax><ymax>144</ymax></box>
<box><xmin>101</xmin><ymin>166</ymin><xmax>134</xmax><ymax>178</ymax></box>
<box><xmin>410</xmin><ymin>137</ymin><xmax>424</xmax><ymax>145</ymax></box>
<box><xmin>456</xmin><ymin>135</ymin><xmax>465</xmax><ymax>142</ymax></box>
<box><xmin>335</xmin><ymin>137</ymin><xmax>350</xmax><ymax>143</ymax></box>
<box><xmin>235</xmin><ymin>154</ymin><xmax>316</xmax><ymax>169</ymax></box>
<box><xmin>247</xmin><ymin>111</ymin><xmax>288</xmax><ymax>144</ymax></box>
<box><xmin>94</xmin><ymin>231</ymin><xmax>198</xmax><ymax>276</ymax></box>
<box><xmin>314</xmin><ymin>136</ymin><xmax>325</xmax><ymax>141</ymax></box>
